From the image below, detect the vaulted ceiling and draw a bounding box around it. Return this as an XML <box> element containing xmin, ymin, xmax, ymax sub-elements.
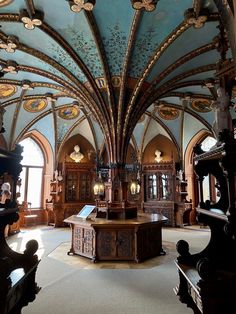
<box><xmin>0</xmin><ymin>0</ymin><xmax>235</xmax><ymax>164</ymax></box>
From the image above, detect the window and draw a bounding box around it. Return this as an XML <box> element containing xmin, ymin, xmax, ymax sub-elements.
<box><xmin>18</xmin><ymin>138</ymin><xmax>44</xmax><ymax>208</ymax></box>
<box><xmin>144</xmin><ymin>172</ymin><xmax>172</xmax><ymax>201</ymax></box>
<box><xmin>201</xmin><ymin>136</ymin><xmax>216</xmax><ymax>151</ymax></box>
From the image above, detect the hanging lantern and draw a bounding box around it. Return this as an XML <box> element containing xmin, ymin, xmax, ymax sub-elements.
<box><xmin>93</xmin><ymin>172</ymin><xmax>104</xmax><ymax>196</ymax></box>
<box><xmin>130</xmin><ymin>180</ymin><xmax>141</xmax><ymax>195</ymax></box>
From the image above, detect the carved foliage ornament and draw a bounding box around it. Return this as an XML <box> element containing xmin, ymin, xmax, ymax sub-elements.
<box><xmin>1</xmin><ymin>60</ymin><xmax>18</xmax><ymax>74</ymax></box>
<box><xmin>184</xmin><ymin>8</ymin><xmax>208</xmax><ymax>29</ymax></box>
<box><xmin>68</xmin><ymin>0</ymin><xmax>96</xmax><ymax>13</ymax></box>
<box><xmin>20</xmin><ymin>9</ymin><xmax>44</xmax><ymax>30</ymax></box>
<box><xmin>0</xmin><ymin>0</ymin><xmax>13</xmax><ymax>7</ymax></box>
<box><xmin>131</xmin><ymin>0</ymin><xmax>158</xmax><ymax>12</ymax></box>
<box><xmin>0</xmin><ymin>36</ymin><xmax>18</xmax><ymax>53</ymax></box>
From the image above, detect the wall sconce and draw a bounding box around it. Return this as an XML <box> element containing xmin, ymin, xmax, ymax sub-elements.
<box><xmin>155</xmin><ymin>149</ymin><xmax>163</xmax><ymax>163</ymax></box>
<box><xmin>70</xmin><ymin>145</ymin><xmax>84</xmax><ymax>163</ymax></box>
<box><xmin>93</xmin><ymin>171</ymin><xmax>104</xmax><ymax>196</ymax></box>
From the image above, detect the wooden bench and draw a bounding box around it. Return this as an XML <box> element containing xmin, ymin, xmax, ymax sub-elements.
<box><xmin>0</xmin><ymin>208</ymin><xmax>40</xmax><ymax>314</ymax></box>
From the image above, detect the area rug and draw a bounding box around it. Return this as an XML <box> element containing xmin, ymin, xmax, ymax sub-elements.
<box><xmin>48</xmin><ymin>240</ymin><xmax>177</xmax><ymax>269</ymax></box>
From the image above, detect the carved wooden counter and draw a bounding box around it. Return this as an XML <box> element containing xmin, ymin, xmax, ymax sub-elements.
<box><xmin>64</xmin><ymin>213</ymin><xmax>167</xmax><ymax>263</ymax></box>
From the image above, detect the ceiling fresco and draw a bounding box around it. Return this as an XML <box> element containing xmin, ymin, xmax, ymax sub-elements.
<box><xmin>0</xmin><ymin>0</ymin><xmax>235</xmax><ymax>164</ymax></box>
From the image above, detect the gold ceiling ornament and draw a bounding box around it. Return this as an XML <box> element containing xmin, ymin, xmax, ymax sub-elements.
<box><xmin>23</xmin><ymin>99</ymin><xmax>47</xmax><ymax>113</ymax></box>
<box><xmin>0</xmin><ymin>84</ymin><xmax>17</xmax><ymax>98</ymax></box>
<box><xmin>68</xmin><ymin>0</ymin><xmax>96</xmax><ymax>13</ymax></box>
<box><xmin>19</xmin><ymin>9</ymin><xmax>44</xmax><ymax>30</ymax></box>
<box><xmin>21</xmin><ymin>80</ymin><xmax>34</xmax><ymax>90</ymax></box>
<box><xmin>190</xmin><ymin>98</ymin><xmax>212</xmax><ymax>113</ymax></box>
<box><xmin>184</xmin><ymin>8</ymin><xmax>208</xmax><ymax>29</ymax></box>
<box><xmin>0</xmin><ymin>36</ymin><xmax>18</xmax><ymax>53</ymax></box>
<box><xmin>70</xmin><ymin>145</ymin><xmax>84</xmax><ymax>163</ymax></box>
<box><xmin>158</xmin><ymin>106</ymin><xmax>179</xmax><ymax>120</ymax></box>
<box><xmin>2</xmin><ymin>60</ymin><xmax>18</xmax><ymax>74</ymax></box>
<box><xmin>131</xmin><ymin>0</ymin><xmax>158</xmax><ymax>12</ymax></box>
<box><xmin>0</xmin><ymin>0</ymin><xmax>13</xmax><ymax>7</ymax></box>
<box><xmin>58</xmin><ymin>105</ymin><xmax>80</xmax><ymax>120</ymax></box>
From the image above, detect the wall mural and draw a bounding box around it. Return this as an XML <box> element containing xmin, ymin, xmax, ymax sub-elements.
<box><xmin>23</xmin><ymin>99</ymin><xmax>47</xmax><ymax>112</ymax></box>
<box><xmin>129</xmin><ymin>27</ymin><xmax>159</xmax><ymax>78</ymax></box>
<box><xmin>58</xmin><ymin>105</ymin><xmax>79</xmax><ymax>120</ymax></box>
<box><xmin>50</xmin><ymin>46</ymin><xmax>87</xmax><ymax>82</ymax></box>
<box><xmin>64</xmin><ymin>26</ymin><xmax>103</xmax><ymax>78</ymax></box>
<box><xmin>103</xmin><ymin>24</ymin><xmax>128</xmax><ymax>76</ymax></box>
<box><xmin>47</xmin><ymin>22</ymin><xmax>159</xmax><ymax>81</ymax></box>
<box><xmin>190</xmin><ymin>98</ymin><xmax>212</xmax><ymax>113</ymax></box>
<box><xmin>0</xmin><ymin>84</ymin><xmax>17</xmax><ymax>98</ymax></box>
<box><xmin>158</xmin><ymin>106</ymin><xmax>179</xmax><ymax>120</ymax></box>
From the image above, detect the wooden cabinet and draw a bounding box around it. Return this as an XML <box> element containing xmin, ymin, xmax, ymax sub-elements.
<box><xmin>47</xmin><ymin>162</ymin><xmax>96</xmax><ymax>226</ymax></box>
<box><xmin>65</xmin><ymin>213</ymin><xmax>168</xmax><ymax>262</ymax></box>
<box><xmin>65</xmin><ymin>163</ymin><xmax>94</xmax><ymax>202</ymax></box>
<box><xmin>142</xmin><ymin>162</ymin><xmax>192</xmax><ymax>227</ymax></box>
<box><xmin>142</xmin><ymin>162</ymin><xmax>177</xmax><ymax>226</ymax></box>
<box><xmin>174</xmin><ymin>135</ymin><xmax>236</xmax><ymax>313</ymax></box>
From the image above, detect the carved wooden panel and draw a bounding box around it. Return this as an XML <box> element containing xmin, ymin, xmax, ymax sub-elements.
<box><xmin>136</xmin><ymin>225</ymin><xmax>162</xmax><ymax>261</ymax></box>
<box><xmin>73</xmin><ymin>225</ymin><xmax>95</xmax><ymax>258</ymax></box>
<box><xmin>96</xmin><ymin>230</ymin><xmax>116</xmax><ymax>258</ymax></box>
<box><xmin>116</xmin><ymin>229</ymin><xmax>134</xmax><ymax>258</ymax></box>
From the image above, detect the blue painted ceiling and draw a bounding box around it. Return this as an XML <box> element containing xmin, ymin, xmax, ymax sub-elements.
<box><xmin>0</xmin><ymin>0</ymin><xmax>234</xmax><ymax>163</ymax></box>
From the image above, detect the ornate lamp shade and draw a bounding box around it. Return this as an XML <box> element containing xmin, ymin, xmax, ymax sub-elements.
<box><xmin>93</xmin><ymin>172</ymin><xmax>104</xmax><ymax>196</ymax></box>
<box><xmin>130</xmin><ymin>180</ymin><xmax>141</xmax><ymax>195</ymax></box>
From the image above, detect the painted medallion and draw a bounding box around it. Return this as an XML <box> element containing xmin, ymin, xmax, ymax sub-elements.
<box><xmin>0</xmin><ymin>84</ymin><xmax>17</xmax><ymax>98</ymax></box>
<box><xmin>23</xmin><ymin>99</ymin><xmax>47</xmax><ymax>112</ymax></box>
<box><xmin>158</xmin><ymin>106</ymin><xmax>179</xmax><ymax>120</ymax></box>
<box><xmin>58</xmin><ymin>106</ymin><xmax>79</xmax><ymax>120</ymax></box>
<box><xmin>190</xmin><ymin>98</ymin><xmax>212</xmax><ymax>113</ymax></box>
